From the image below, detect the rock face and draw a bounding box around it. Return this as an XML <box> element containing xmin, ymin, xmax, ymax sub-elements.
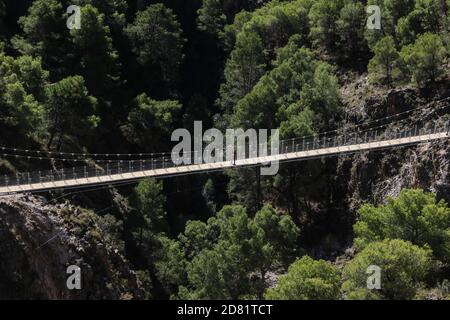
<box><xmin>340</xmin><ymin>77</ymin><xmax>450</xmax><ymax>211</ymax></box>
<box><xmin>344</xmin><ymin>139</ymin><xmax>450</xmax><ymax>210</ymax></box>
<box><xmin>330</xmin><ymin>77</ymin><xmax>450</xmax><ymax>268</ymax></box>
<box><xmin>0</xmin><ymin>194</ymin><xmax>144</xmax><ymax>299</ymax></box>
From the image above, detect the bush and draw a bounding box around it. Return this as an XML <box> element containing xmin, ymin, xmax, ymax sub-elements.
<box><xmin>342</xmin><ymin>239</ymin><xmax>432</xmax><ymax>300</ymax></box>
<box><xmin>354</xmin><ymin>189</ymin><xmax>450</xmax><ymax>261</ymax></box>
<box><xmin>265</xmin><ymin>256</ymin><xmax>341</xmax><ymax>300</ymax></box>
<box><xmin>400</xmin><ymin>32</ymin><xmax>447</xmax><ymax>85</ymax></box>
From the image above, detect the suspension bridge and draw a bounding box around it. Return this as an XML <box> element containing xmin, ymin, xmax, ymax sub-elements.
<box><xmin>0</xmin><ymin>115</ymin><xmax>449</xmax><ymax>195</ymax></box>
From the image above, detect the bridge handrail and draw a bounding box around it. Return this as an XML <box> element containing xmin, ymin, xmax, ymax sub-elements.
<box><xmin>1</xmin><ymin>121</ymin><xmax>449</xmax><ymax>189</ymax></box>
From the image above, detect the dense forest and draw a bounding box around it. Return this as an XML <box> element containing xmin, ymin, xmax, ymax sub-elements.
<box><xmin>0</xmin><ymin>0</ymin><xmax>449</xmax><ymax>300</ymax></box>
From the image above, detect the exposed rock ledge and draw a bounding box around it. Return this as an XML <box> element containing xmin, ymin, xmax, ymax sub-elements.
<box><xmin>0</xmin><ymin>194</ymin><xmax>144</xmax><ymax>299</ymax></box>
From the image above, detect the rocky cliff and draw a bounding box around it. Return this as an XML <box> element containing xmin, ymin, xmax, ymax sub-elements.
<box><xmin>0</xmin><ymin>194</ymin><xmax>145</xmax><ymax>299</ymax></box>
<box><xmin>339</xmin><ymin>75</ymin><xmax>450</xmax><ymax>213</ymax></box>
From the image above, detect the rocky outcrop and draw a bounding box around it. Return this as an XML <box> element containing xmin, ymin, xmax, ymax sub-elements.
<box><xmin>344</xmin><ymin>138</ymin><xmax>450</xmax><ymax>211</ymax></box>
<box><xmin>0</xmin><ymin>194</ymin><xmax>145</xmax><ymax>299</ymax></box>
<box><xmin>340</xmin><ymin>77</ymin><xmax>450</xmax><ymax>212</ymax></box>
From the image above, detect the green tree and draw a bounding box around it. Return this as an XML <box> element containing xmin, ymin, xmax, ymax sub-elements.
<box><xmin>70</xmin><ymin>4</ymin><xmax>120</xmax><ymax>97</ymax></box>
<box><xmin>354</xmin><ymin>189</ymin><xmax>450</xmax><ymax>261</ymax></box>
<box><xmin>153</xmin><ymin>235</ymin><xmax>188</xmax><ymax>296</ymax></box>
<box><xmin>368</xmin><ymin>36</ymin><xmax>402</xmax><ymax>86</ymax></box>
<box><xmin>396</xmin><ymin>0</ymin><xmax>448</xmax><ymax>45</ymax></box>
<box><xmin>178</xmin><ymin>220</ymin><xmax>215</xmax><ymax>260</ymax></box>
<box><xmin>131</xmin><ymin>178</ymin><xmax>167</xmax><ymax>234</ymax></box>
<box><xmin>298</xmin><ymin>62</ymin><xmax>342</xmax><ymax>128</ymax></box>
<box><xmin>336</xmin><ymin>1</ymin><xmax>368</xmax><ymax>63</ymax></box>
<box><xmin>228</xmin><ymin>0</ymin><xmax>313</xmax><ymax>53</ymax></box>
<box><xmin>395</xmin><ymin>10</ymin><xmax>424</xmax><ymax>46</ymax></box>
<box><xmin>0</xmin><ymin>52</ymin><xmax>47</xmax><ymax>140</ymax></box>
<box><xmin>128</xmin><ymin>178</ymin><xmax>168</xmax><ymax>269</ymax></box>
<box><xmin>225</xmin><ymin>167</ymin><xmax>267</xmax><ymax>213</ymax></box>
<box><xmin>308</xmin><ymin>0</ymin><xmax>343</xmax><ymax>52</ymax></box>
<box><xmin>128</xmin><ymin>179</ymin><xmax>190</xmax><ymax>298</ymax></box>
<box><xmin>231</xmin><ymin>44</ymin><xmax>316</xmax><ymax>130</ymax></box>
<box><xmin>12</xmin><ymin>0</ymin><xmax>71</xmax><ymax>78</ymax></box>
<box><xmin>265</xmin><ymin>255</ymin><xmax>341</xmax><ymax>300</ymax></box>
<box><xmin>279</xmin><ymin>107</ymin><xmax>315</xmax><ymax>139</ymax></box>
<box><xmin>342</xmin><ymin>239</ymin><xmax>432</xmax><ymax>300</ymax></box>
<box><xmin>73</xmin><ymin>0</ymin><xmax>127</xmax><ymax>31</ymax></box>
<box><xmin>176</xmin><ymin>206</ymin><xmax>251</xmax><ymax>299</ymax></box>
<box><xmin>197</xmin><ymin>0</ymin><xmax>227</xmax><ymax>36</ymax></box>
<box><xmin>181</xmin><ymin>240</ymin><xmax>253</xmax><ymax>299</ymax></box>
<box><xmin>219</xmin><ymin>0</ymin><xmax>314</xmax><ymax>115</ymax></box>
<box><xmin>179</xmin><ymin>204</ymin><xmax>300</xmax><ymax>299</ymax></box>
<box><xmin>365</xmin><ymin>0</ymin><xmax>416</xmax><ymax>47</ymax></box>
<box><xmin>249</xmin><ymin>205</ymin><xmax>300</xmax><ymax>297</ymax></box>
<box><xmin>125</xmin><ymin>4</ymin><xmax>185</xmax><ymax>91</ymax></box>
<box><xmin>384</xmin><ymin>0</ymin><xmax>416</xmax><ymax>23</ymax></box>
<box><xmin>219</xmin><ymin>31</ymin><xmax>266</xmax><ymax>114</ymax></box>
<box><xmin>44</xmin><ymin>75</ymin><xmax>98</xmax><ymax>150</ymax></box>
<box><xmin>208</xmin><ymin>205</ymin><xmax>252</xmax><ymax>244</ymax></box>
<box><xmin>231</xmin><ymin>41</ymin><xmax>341</xmax><ymax>132</ymax></box>
<box><xmin>197</xmin><ymin>0</ymin><xmax>273</xmax><ymax>41</ymax></box>
<box><xmin>121</xmin><ymin>93</ymin><xmax>181</xmax><ymax>150</ymax></box>
<box><xmin>400</xmin><ymin>32</ymin><xmax>447</xmax><ymax>85</ymax></box>
<box><xmin>228</xmin><ymin>41</ymin><xmax>341</xmax><ymax>215</ymax></box>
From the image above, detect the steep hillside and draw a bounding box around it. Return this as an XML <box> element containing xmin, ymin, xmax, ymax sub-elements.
<box><xmin>0</xmin><ymin>194</ymin><xmax>145</xmax><ymax>299</ymax></box>
<box><xmin>339</xmin><ymin>76</ymin><xmax>450</xmax><ymax>212</ymax></box>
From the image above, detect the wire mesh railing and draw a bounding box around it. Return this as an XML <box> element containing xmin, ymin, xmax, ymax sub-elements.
<box><xmin>1</xmin><ymin>121</ymin><xmax>449</xmax><ymax>189</ymax></box>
